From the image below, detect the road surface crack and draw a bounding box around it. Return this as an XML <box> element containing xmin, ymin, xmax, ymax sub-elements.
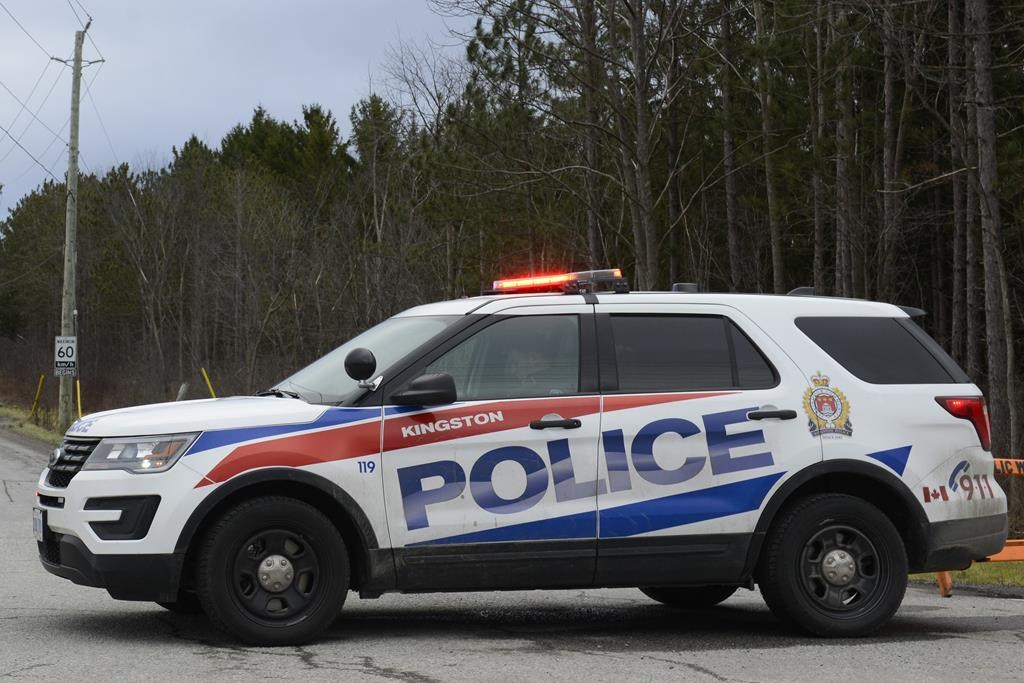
<box><xmin>355</xmin><ymin>655</ymin><xmax>439</xmax><ymax>683</ymax></box>
<box><xmin>0</xmin><ymin>662</ymin><xmax>52</xmax><ymax>679</ymax></box>
<box><xmin>640</xmin><ymin>655</ymin><xmax>757</xmax><ymax>683</ymax></box>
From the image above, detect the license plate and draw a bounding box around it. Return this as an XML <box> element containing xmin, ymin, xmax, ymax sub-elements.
<box><xmin>32</xmin><ymin>507</ymin><xmax>45</xmax><ymax>543</ymax></box>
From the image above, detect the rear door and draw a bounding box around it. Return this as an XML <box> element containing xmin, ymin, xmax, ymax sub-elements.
<box><xmin>379</xmin><ymin>304</ymin><xmax>603</xmax><ymax>590</ymax></box>
<box><xmin>793</xmin><ymin>315</ymin><xmax>1004</xmax><ymax>523</ymax></box>
<box><xmin>592</xmin><ymin>303</ymin><xmax>817</xmax><ymax>586</ymax></box>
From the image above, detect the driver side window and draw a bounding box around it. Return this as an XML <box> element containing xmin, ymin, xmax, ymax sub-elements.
<box><xmin>425</xmin><ymin>315</ymin><xmax>580</xmax><ymax>401</ymax></box>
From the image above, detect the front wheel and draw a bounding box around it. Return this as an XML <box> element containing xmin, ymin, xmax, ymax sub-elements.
<box><xmin>639</xmin><ymin>585</ymin><xmax>738</xmax><ymax>608</ymax></box>
<box><xmin>196</xmin><ymin>496</ymin><xmax>350</xmax><ymax>645</ymax></box>
<box><xmin>757</xmin><ymin>494</ymin><xmax>907</xmax><ymax>637</ymax></box>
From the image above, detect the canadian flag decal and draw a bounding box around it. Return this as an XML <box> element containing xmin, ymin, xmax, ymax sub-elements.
<box><xmin>922</xmin><ymin>486</ymin><xmax>949</xmax><ymax>503</ymax></box>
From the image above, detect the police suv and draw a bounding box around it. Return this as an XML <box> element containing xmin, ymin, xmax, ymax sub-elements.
<box><xmin>35</xmin><ymin>269</ymin><xmax>1008</xmax><ymax>645</ymax></box>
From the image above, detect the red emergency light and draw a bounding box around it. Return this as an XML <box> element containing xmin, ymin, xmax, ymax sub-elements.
<box><xmin>486</xmin><ymin>268</ymin><xmax>628</xmax><ymax>295</ymax></box>
<box><xmin>493</xmin><ymin>273</ymin><xmax>576</xmax><ymax>291</ymax></box>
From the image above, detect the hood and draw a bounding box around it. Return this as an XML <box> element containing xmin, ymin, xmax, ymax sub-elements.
<box><xmin>66</xmin><ymin>396</ymin><xmax>329</xmax><ymax>438</ymax></box>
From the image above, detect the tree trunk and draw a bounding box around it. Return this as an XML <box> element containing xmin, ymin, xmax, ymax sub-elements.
<box><xmin>611</xmin><ymin>83</ymin><xmax>647</xmax><ymax>288</ymax></box>
<box><xmin>667</xmin><ymin>117</ymin><xmax>682</xmax><ymax>284</ymax></box>
<box><xmin>811</xmin><ymin>0</ymin><xmax>826</xmax><ymax>295</ymax></box>
<box><xmin>831</xmin><ymin>1</ymin><xmax>851</xmax><ymax>297</ymax></box>
<box><xmin>948</xmin><ymin>0</ymin><xmax>966</xmax><ymax>363</ymax></box>
<box><xmin>628</xmin><ymin>0</ymin><xmax>659</xmax><ymax>289</ymax></box>
<box><xmin>722</xmin><ymin>0</ymin><xmax>741</xmax><ymax>292</ymax></box>
<box><xmin>580</xmin><ymin>0</ymin><xmax>604</xmax><ymax>269</ymax></box>
<box><xmin>753</xmin><ymin>0</ymin><xmax>784</xmax><ymax>294</ymax></box>
<box><xmin>880</xmin><ymin>2</ymin><xmax>897</xmax><ymax>300</ymax></box>
<box><xmin>969</xmin><ymin>0</ymin><xmax>1012</xmax><ymax>454</ymax></box>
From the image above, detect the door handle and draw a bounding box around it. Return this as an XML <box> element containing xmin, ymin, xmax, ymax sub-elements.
<box><xmin>530</xmin><ymin>416</ymin><xmax>582</xmax><ymax>430</ymax></box>
<box><xmin>747</xmin><ymin>409</ymin><xmax>798</xmax><ymax>421</ymax></box>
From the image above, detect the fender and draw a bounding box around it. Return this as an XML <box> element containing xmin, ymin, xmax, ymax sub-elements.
<box><xmin>742</xmin><ymin>459</ymin><xmax>930</xmax><ymax>576</ymax></box>
<box><xmin>174</xmin><ymin>468</ymin><xmax>391</xmax><ymax>589</ymax></box>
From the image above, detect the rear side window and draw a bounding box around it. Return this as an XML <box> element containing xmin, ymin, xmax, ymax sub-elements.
<box><xmin>609</xmin><ymin>315</ymin><xmax>776</xmax><ymax>392</ymax></box>
<box><xmin>795</xmin><ymin>317</ymin><xmax>969</xmax><ymax>384</ymax></box>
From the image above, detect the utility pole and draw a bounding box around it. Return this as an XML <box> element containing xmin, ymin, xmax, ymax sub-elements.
<box><xmin>57</xmin><ymin>24</ymin><xmax>88</xmax><ymax>433</ymax></box>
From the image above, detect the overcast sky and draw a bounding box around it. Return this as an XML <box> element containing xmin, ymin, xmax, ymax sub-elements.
<box><xmin>0</xmin><ymin>0</ymin><xmax>471</xmax><ymax>217</ymax></box>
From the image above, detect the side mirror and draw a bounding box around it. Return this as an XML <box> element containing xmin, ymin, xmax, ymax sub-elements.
<box><xmin>391</xmin><ymin>373</ymin><xmax>457</xmax><ymax>406</ymax></box>
<box><xmin>344</xmin><ymin>348</ymin><xmax>376</xmax><ymax>381</ymax></box>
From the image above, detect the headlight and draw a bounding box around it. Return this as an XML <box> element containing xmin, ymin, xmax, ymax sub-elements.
<box><xmin>82</xmin><ymin>433</ymin><xmax>198</xmax><ymax>473</ymax></box>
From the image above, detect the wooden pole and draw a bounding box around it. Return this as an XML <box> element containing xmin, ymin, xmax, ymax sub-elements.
<box><xmin>57</xmin><ymin>26</ymin><xmax>87</xmax><ymax>432</ymax></box>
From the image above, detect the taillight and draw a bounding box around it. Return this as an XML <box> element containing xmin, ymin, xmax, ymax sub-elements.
<box><xmin>936</xmin><ymin>396</ymin><xmax>991</xmax><ymax>451</ymax></box>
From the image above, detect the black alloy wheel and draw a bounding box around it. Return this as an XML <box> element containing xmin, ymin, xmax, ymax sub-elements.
<box><xmin>196</xmin><ymin>496</ymin><xmax>350</xmax><ymax>645</ymax></box>
<box><xmin>799</xmin><ymin>524</ymin><xmax>880</xmax><ymax>614</ymax></box>
<box><xmin>231</xmin><ymin>528</ymin><xmax>321</xmax><ymax>621</ymax></box>
<box><xmin>757</xmin><ymin>493</ymin><xmax>907</xmax><ymax>637</ymax></box>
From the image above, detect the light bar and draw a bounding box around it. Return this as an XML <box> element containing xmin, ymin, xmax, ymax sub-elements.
<box><xmin>487</xmin><ymin>268</ymin><xmax>627</xmax><ymax>295</ymax></box>
<box><xmin>493</xmin><ymin>273</ymin><xmax>574</xmax><ymax>291</ymax></box>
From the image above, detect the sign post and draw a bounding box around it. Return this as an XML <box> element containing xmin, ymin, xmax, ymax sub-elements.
<box><xmin>54</xmin><ymin>336</ymin><xmax>77</xmax><ymax>377</ymax></box>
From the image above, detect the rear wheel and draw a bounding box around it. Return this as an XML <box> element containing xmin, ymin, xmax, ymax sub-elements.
<box><xmin>757</xmin><ymin>494</ymin><xmax>907</xmax><ymax>637</ymax></box>
<box><xmin>640</xmin><ymin>585</ymin><xmax>738</xmax><ymax>608</ymax></box>
<box><xmin>196</xmin><ymin>496</ymin><xmax>350</xmax><ymax>645</ymax></box>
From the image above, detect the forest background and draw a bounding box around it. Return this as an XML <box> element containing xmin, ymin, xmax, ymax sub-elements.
<box><xmin>2</xmin><ymin>0</ymin><xmax>1022</xmax><ymax>523</ymax></box>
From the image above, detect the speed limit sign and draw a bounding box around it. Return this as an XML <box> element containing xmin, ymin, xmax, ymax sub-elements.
<box><xmin>54</xmin><ymin>336</ymin><xmax>77</xmax><ymax>377</ymax></box>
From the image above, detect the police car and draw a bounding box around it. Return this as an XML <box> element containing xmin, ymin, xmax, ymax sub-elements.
<box><xmin>35</xmin><ymin>269</ymin><xmax>1008</xmax><ymax>645</ymax></box>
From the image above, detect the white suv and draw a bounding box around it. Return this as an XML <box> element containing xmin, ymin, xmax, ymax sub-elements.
<box><xmin>35</xmin><ymin>270</ymin><xmax>1008</xmax><ymax>645</ymax></box>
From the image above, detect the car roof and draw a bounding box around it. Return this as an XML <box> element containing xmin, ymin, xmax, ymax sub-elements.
<box><xmin>394</xmin><ymin>292</ymin><xmax>908</xmax><ymax>319</ymax></box>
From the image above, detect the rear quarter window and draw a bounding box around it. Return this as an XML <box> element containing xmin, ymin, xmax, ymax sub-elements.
<box><xmin>795</xmin><ymin>316</ymin><xmax>970</xmax><ymax>384</ymax></box>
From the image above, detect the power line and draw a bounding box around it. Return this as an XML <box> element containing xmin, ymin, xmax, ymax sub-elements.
<box><xmin>0</xmin><ymin>1</ymin><xmax>55</xmax><ymax>58</ymax></box>
<box><xmin>43</xmin><ymin>62</ymin><xmax>103</xmax><ymax>180</ymax></box>
<box><xmin>84</xmin><ymin>74</ymin><xmax>118</xmax><ymax>169</ymax></box>
<box><xmin>0</xmin><ymin>247</ymin><xmax>63</xmax><ymax>289</ymax></box>
<box><xmin>3</xmin><ymin>61</ymin><xmax>102</xmax><ymax>185</ymax></box>
<box><xmin>0</xmin><ymin>59</ymin><xmax>54</xmax><ymax>151</ymax></box>
<box><xmin>0</xmin><ymin>76</ymin><xmax>69</xmax><ymax>147</ymax></box>
<box><xmin>64</xmin><ymin>0</ymin><xmax>84</xmax><ymax>25</ymax></box>
<box><xmin>0</xmin><ymin>120</ymin><xmax>60</xmax><ymax>182</ymax></box>
<box><xmin>0</xmin><ymin>60</ymin><xmax>67</xmax><ymax>165</ymax></box>
<box><xmin>82</xmin><ymin>65</ymin><xmax>145</xmax><ymax>221</ymax></box>
<box><xmin>64</xmin><ymin>0</ymin><xmax>103</xmax><ymax>61</ymax></box>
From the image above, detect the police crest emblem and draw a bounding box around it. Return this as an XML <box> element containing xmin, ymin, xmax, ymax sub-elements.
<box><xmin>803</xmin><ymin>372</ymin><xmax>852</xmax><ymax>437</ymax></box>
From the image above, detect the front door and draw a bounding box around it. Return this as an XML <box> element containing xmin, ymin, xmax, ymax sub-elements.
<box><xmin>380</xmin><ymin>305</ymin><xmax>603</xmax><ymax>590</ymax></box>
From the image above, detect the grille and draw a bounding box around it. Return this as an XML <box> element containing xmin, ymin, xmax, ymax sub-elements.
<box><xmin>46</xmin><ymin>438</ymin><xmax>101</xmax><ymax>488</ymax></box>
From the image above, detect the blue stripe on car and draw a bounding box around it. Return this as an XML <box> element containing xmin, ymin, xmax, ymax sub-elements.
<box><xmin>409</xmin><ymin>471</ymin><xmax>784</xmax><ymax>546</ymax></box>
<box><xmin>598</xmin><ymin>471</ymin><xmax>784</xmax><ymax>537</ymax></box>
<box><xmin>185</xmin><ymin>406</ymin><xmax>408</xmax><ymax>455</ymax></box>
<box><xmin>864</xmin><ymin>445</ymin><xmax>912</xmax><ymax>477</ymax></box>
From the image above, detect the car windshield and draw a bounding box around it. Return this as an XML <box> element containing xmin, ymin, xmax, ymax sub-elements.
<box><xmin>273</xmin><ymin>315</ymin><xmax>459</xmax><ymax>404</ymax></box>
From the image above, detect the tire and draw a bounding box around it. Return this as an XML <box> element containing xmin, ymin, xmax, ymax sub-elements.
<box><xmin>157</xmin><ymin>591</ymin><xmax>203</xmax><ymax>615</ymax></box>
<box><xmin>756</xmin><ymin>493</ymin><xmax>907</xmax><ymax>638</ymax></box>
<box><xmin>196</xmin><ymin>496</ymin><xmax>350</xmax><ymax>646</ymax></box>
<box><xmin>639</xmin><ymin>585</ymin><xmax>738</xmax><ymax>608</ymax></box>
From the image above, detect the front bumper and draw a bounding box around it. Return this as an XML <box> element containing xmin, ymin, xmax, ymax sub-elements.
<box><xmin>38</xmin><ymin>531</ymin><xmax>183</xmax><ymax>602</ymax></box>
<box><xmin>914</xmin><ymin>512</ymin><xmax>1008</xmax><ymax>572</ymax></box>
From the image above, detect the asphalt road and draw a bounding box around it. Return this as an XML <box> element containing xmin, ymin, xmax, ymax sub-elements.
<box><xmin>2</xmin><ymin>424</ymin><xmax>1023</xmax><ymax>682</ymax></box>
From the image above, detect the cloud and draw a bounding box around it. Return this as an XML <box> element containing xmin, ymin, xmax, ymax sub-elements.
<box><xmin>0</xmin><ymin>0</ymin><xmax>470</xmax><ymax>216</ymax></box>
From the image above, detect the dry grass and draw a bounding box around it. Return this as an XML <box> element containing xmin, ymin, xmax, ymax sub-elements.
<box><xmin>0</xmin><ymin>403</ymin><xmax>62</xmax><ymax>446</ymax></box>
